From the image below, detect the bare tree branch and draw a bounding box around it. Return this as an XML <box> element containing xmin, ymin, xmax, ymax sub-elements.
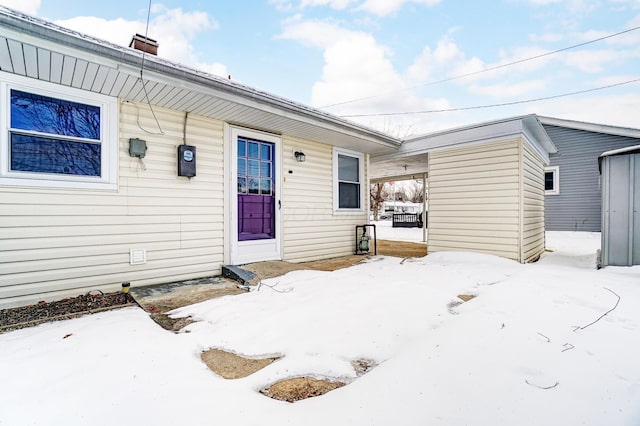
<box><xmin>525</xmin><ymin>379</ymin><xmax>559</xmax><ymax>390</ymax></box>
<box><xmin>537</xmin><ymin>332</ymin><xmax>551</xmax><ymax>343</ymax></box>
<box><xmin>575</xmin><ymin>287</ymin><xmax>621</xmax><ymax>331</ymax></box>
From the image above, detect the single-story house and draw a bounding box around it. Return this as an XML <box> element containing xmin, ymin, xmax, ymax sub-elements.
<box><xmin>539</xmin><ymin>116</ymin><xmax>640</xmax><ymax>232</ymax></box>
<box><xmin>3</xmin><ymin>7</ymin><xmax>628</xmax><ymax>309</ymax></box>
<box><xmin>371</xmin><ymin>115</ymin><xmax>557</xmax><ymax>263</ymax></box>
<box><xmin>0</xmin><ymin>7</ymin><xmax>402</xmax><ymax>308</ymax></box>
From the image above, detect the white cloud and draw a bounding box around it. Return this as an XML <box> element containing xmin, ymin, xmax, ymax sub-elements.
<box><xmin>525</xmin><ymin>92</ymin><xmax>640</xmax><ymax>128</ymax></box>
<box><xmin>562</xmin><ymin>49</ymin><xmax>625</xmax><ymax>73</ymax></box>
<box><xmin>527</xmin><ymin>0</ymin><xmax>562</xmax><ymax>4</ymax></box>
<box><xmin>357</xmin><ymin>0</ymin><xmax>441</xmax><ymax>16</ymax></box>
<box><xmin>528</xmin><ymin>32</ymin><xmax>564</xmax><ymax>43</ymax></box>
<box><xmin>0</xmin><ymin>0</ymin><xmax>40</xmax><ymax>15</ymax></box>
<box><xmin>608</xmin><ymin>0</ymin><xmax>640</xmax><ymax>9</ymax></box>
<box><xmin>406</xmin><ymin>35</ymin><xmax>467</xmax><ymax>83</ymax></box>
<box><xmin>270</xmin><ymin>0</ymin><xmax>358</xmax><ymax>10</ymax></box>
<box><xmin>468</xmin><ymin>80</ymin><xmax>546</xmax><ymax>99</ymax></box>
<box><xmin>278</xmin><ymin>18</ymin><xmax>448</xmax><ymax>134</ymax></box>
<box><xmin>54</xmin><ymin>6</ymin><xmax>228</xmax><ymax>78</ymax></box>
<box><xmin>301</xmin><ymin>0</ymin><xmax>357</xmax><ymax>9</ymax></box>
<box><xmin>277</xmin><ymin>15</ymin><xmax>360</xmax><ymax>48</ymax></box>
<box><xmin>270</xmin><ymin>0</ymin><xmax>440</xmax><ymax>15</ymax></box>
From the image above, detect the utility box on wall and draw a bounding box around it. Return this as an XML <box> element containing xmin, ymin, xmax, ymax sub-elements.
<box><xmin>177</xmin><ymin>145</ymin><xmax>196</xmax><ymax>177</ymax></box>
<box><xmin>129</xmin><ymin>138</ymin><xmax>147</xmax><ymax>158</ymax></box>
<box><xmin>599</xmin><ymin>146</ymin><xmax>640</xmax><ymax>267</ymax></box>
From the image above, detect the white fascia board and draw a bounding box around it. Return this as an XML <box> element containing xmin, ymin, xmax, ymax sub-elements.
<box><xmin>374</xmin><ymin>118</ymin><xmax>527</xmax><ymax>162</ymax></box>
<box><xmin>600</xmin><ymin>144</ymin><xmax>640</xmax><ymax>158</ymax></box>
<box><xmin>539</xmin><ymin>116</ymin><xmax>640</xmax><ymax>139</ymax></box>
<box><xmin>374</xmin><ymin>115</ymin><xmax>557</xmax><ymax>163</ymax></box>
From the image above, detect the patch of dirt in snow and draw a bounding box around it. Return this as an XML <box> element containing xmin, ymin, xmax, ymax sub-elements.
<box><xmin>150</xmin><ymin>313</ymin><xmax>196</xmax><ymax>332</ymax></box>
<box><xmin>201</xmin><ymin>348</ymin><xmax>281</xmax><ymax>379</ymax></box>
<box><xmin>351</xmin><ymin>358</ymin><xmax>377</xmax><ymax>376</ymax></box>
<box><xmin>261</xmin><ymin>377</ymin><xmax>346</xmax><ymax>403</ymax></box>
<box><xmin>448</xmin><ymin>294</ymin><xmax>477</xmax><ymax>314</ymax></box>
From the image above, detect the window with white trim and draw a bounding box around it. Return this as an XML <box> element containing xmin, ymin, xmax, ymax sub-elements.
<box><xmin>544</xmin><ymin>166</ymin><xmax>559</xmax><ymax>195</ymax></box>
<box><xmin>1</xmin><ymin>75</ymin><xmax>118</xmax><ymax>190</ymax></box>
<box><xmin>333</xmin><ymin>147</ymin><xmax>364</xmax><ymax>213</ymax></box>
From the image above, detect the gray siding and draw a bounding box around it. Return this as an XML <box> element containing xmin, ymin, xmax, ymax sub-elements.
<box><xmin>544</xmin><ymin>125</ymin><xmax>639</xmax><ymax>232</ymax></box>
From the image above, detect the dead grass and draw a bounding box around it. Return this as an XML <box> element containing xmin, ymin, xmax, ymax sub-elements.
<box><xmin>201</xmin><ymin>348</ymin><xmax>280</xmax><ymax>379</ymax></box>
<box><xmin>376</xmin><ymin>239</ymin><xmax>427</xmax><ymax>258</ymax></box>
<box><xmin>457</xmin><ymin>294</ymin><xmax>476</xmax><ymax>302</ymax></box>
<box><xmin>261</xmin><ymin>377</ymin><xmax>346</xmax><ymax>403</ymax></box>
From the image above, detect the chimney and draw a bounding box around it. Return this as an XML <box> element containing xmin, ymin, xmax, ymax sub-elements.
<box><xmin>129</xmin><ymin>34</ymin><xmax>159</xmax><ymax>56</ymax></box>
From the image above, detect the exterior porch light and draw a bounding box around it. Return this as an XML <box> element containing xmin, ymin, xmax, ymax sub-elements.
<box><xmin>294</xmin><ymin>151</ymin><xmax>306</xmax><ymax>162</ymax></box>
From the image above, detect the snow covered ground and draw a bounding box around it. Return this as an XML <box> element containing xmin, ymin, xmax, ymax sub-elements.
<box><xmin>1</xmin><ymin>231</ymin><xmax>639</xmax><ymax>425</ymax></box>
<box><xmin>373</xmin><ymin>219</ymin><xmax>427</xmax><ymax>243</ymax></box>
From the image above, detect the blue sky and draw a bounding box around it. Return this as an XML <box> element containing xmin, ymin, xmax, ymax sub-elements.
<box><xmin>3</xmin><ymin>0</ymin><xmax>639</xmax><ymax>136</ymax></box>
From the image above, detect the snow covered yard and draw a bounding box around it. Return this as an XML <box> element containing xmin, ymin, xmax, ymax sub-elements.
<box><xmin>1</xmin><ymin>232</ymin><xmax>639</xmax><ymax>425</ymax></box>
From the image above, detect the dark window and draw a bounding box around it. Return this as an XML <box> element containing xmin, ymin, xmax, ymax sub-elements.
<box><xmin>11</xmin><ymin>134</ymin><xmax>100</xmax><ymax>176</ymax></box>
<box><xmin>9</xmin><ymin>89</ymin><xmax>102</xmax><ymax>177</ymax></box>
<box><xmin>545</xmin><ymin>171</ymin><xmax>555</xmax><ymax>191</ymax></box>
<box><xmin>338</xmin><ymin>153</ymin><xmax>361</xmax><ymax>209</ymax></box>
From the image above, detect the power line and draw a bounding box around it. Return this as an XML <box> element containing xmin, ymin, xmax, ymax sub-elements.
<box><xmin>321</xmin><ymin>25</ymin><xmax>640</xmax><ymax>109</ymax></box>
<box><xmin>340</xmin><ymin>77</ymin><xmax>640</xmax><ymax>117</ymax></box>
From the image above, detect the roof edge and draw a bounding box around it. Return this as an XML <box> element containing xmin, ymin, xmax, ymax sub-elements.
<box><xmin>0</xmin><ymin>6</ymin><xmax>401</xmax><ymax>149</ymax></box>
<box><xmin>539</xmin><ymin>116</ymin><xmax>640</xmax><ymax>140</ymax></box>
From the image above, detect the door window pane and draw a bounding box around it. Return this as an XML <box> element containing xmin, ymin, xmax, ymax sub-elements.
<box><xmin>248</xmin><ymin>178</ymin><xmax>259</xmax><ymax>194</ymax></box>
<box><xmin>248</xmin><ymin>160</ymin><xmax>260</xmax><ymax>177</ymax></box>
<box><xmin>261</xmin><ymin>179</ymin><xmax>272</xmax><ymax>195</ymax></box>
<box><xmin>237</xmin><ymin>139</ymin><xmax>246</xmax><ymax>157</ymax></box>
<box><xmin>237</xmin><ymin>177</ymin><xmax>247</xmax><ymax>194</ymax></box>
<box><xmin>237</xmin><ymin>158</ymin><xmax>247</xmax><ymax>176</ymax></box>
<box><xmin>248</xmin><ymin>142</ymin><xmax>259</xmax><ymax>158</ymax></box>
<box><xmin>260</xmin><ymin>162</ymin><xmax>271</xmax><ymax>177</ymax></box>
<box><xmin>261</xmin><ymin>144</ymin><xmax>271</xmax><ymax>160</ymax></box>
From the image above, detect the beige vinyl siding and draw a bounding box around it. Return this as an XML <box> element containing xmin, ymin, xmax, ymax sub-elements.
<box><xmin>428</xmin><ymin>139</ymin><xmax>522</xmax><ymax>261</ymax></box>
<box><xmin>521</xmin><ymin>141</ymin><xmax>546</xmax><ymax>262</ymax></box>
<box><xmin>0</xmin><ymin>101</ymin><xmax>224</xmax><ymax>308</ymax></box>
<box><xmin>281</xmin><ymin>136</ymin><xmax>367</xmax><ymax>262</ymax></box>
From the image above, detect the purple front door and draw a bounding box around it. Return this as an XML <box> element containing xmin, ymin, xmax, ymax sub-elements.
<box><xmin>237</xmin><ymin>137</ymin><xmax>275</xmax><ymax>241</ymax></box>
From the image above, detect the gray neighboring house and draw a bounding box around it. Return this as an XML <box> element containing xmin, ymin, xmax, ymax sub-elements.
<box><xmin>539</xmin><ymin>117</ymin><xmax>640</xmax><ymax>232</ymax></box>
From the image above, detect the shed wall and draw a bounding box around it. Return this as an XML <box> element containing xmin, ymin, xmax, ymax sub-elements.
<box><xmin>427</xmin><ymin>139</ymin><xmax>522</xmax><ymax>261</ymax></box>
<box><xmin>281</xmin><ymin>136</ymin><xmax>368</xmax><ymax>262</ymax></box>
<box><xmin>543</xmin><ymin>124</ymin><xmax>639</xmax><ymax>231</ymax></box>
<box><xmin>601</xmin><ymin>153</ymin><xmax>640</xmax><ymax>266</ymax></box>
<box><xmin>0</xmin><ymin>101</ymin><xmax>225</xmax><ymax>308</ymax></box>
<box><xmin>521</xmin><ymin>141</ymin><xmax>546</xmax><ymax>262</ymax></box>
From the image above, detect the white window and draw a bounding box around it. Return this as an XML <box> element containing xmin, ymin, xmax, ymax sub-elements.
<box><xmin>544</xmin><ymin>166</ymin><xmax>559</xmax><ymax>195</ymax></box>
<box><xmin>333</xmin><ymin>147</ymin><xmax>364</xmax><ymax>213</ymax></box>
<box><xmin>1</xmin><ymin>74</ymin><xmax>118</xmax><ymax>190</ymax></box>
